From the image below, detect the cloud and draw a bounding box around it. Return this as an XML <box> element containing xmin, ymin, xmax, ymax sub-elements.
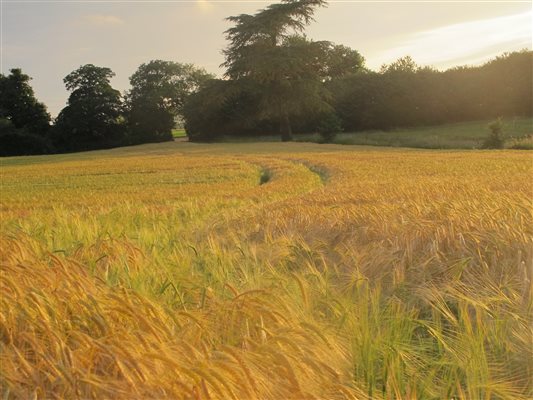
<box><xmin>373</xmin><ymin>11</ymin><xmax>532</xmax><ymax>69</ymax></box>
<box><xmin>84</xmin><ymin>15</ymin><xmax>125</xmax><ymax>26</ymax></box>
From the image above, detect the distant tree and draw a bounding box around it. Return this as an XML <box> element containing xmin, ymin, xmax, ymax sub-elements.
<box><xmin>223</xmin><ymin>0</ymin><xmax>328</xmax><ymax>141</ymax></box>
<box><xmin>478</xmin><ymin>50</ymin><xmax>532</xmax><ymax>117</ymax></box>
<box><xmin>126</xmin><ymin>60</ymin><xmax>213</xmax><ymax>143</ymax></box>
<box><xmin>53</xmin><ymin>64</ymin><xmax>125</xmax><ymax>151</ymax></box>
<box><xmin>380</xmin><ymin>56</ymin><xmax>418</xmax><ymax>74</ymax></box>
<box><xmin>328</xmin><ymin>51</ymin><xmax>532</xmax><ymax>133</ymax></box>
<box><xmin>0</xmin><ymin>68</ymin><xmax>50</xmax><ymax>136</ymax></box>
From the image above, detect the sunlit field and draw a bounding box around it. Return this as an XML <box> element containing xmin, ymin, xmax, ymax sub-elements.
<box><xmin>1</xmin><ymin>142</ymin><xmax>531</xmax><ymax>399</ymax></box>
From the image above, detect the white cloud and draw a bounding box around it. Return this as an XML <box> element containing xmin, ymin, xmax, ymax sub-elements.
<box><xmin>372</xmin><ymin>11</ymin><xmax>532</xmax><ymax>70</ymax></box>
<box><xmin>84</xmin><ymin>15</ymin><xmax>125</xmax><ymax>26</ymax></box>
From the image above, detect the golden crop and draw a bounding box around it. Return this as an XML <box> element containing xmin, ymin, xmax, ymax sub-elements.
<box><xmin>1</xmin><ymin>142</ymin><xmax>531</xmax><ymax>399</ymax></box>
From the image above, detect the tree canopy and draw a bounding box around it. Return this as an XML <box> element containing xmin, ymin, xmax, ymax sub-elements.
<box><xmin>126</xmin><ymin>60</ymin><xmax>213</xmax><ymax>143</ymax></box>
<box><xmin>329</xmin><ymin>50</ymin><xmax>532</xmax><ymax>132</ymax></box>
<box><xmin>224</xmin><ymin>0</ymin><xmax>327</xmax><ymax>56</ymax></box>
<box><xmin>0</xmin><ymin>68</ymin><xmax>50</xmax><ymax>136</ymax></box>
<box><xmin>323</xmin><ymin>44</ymin><xmax>365</xmax><ymax>80</ymax></box>
<box><xmin>223</xmin><ymin>0</ymin><xmax>328</xmax><ymax>141</ymax></box>
<box><xmin>53</xmin><ymin>64</ymin><xmax>125</xmax><ymax>151</ymax></box>
<box><xmin>0</xmin><ymin>69</ymin><xmax>53</xmax><ymax>156</ymax></box>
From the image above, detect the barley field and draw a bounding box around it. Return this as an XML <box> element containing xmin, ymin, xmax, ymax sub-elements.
<box><xmin>1</xmin><ymin>142</ymin><xmax>531</xmax><ymax>399</ymax></box>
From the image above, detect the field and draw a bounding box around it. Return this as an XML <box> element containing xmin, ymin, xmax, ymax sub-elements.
<box><xmin>172</xmin><ymin>128</ymin><xmax>187</xmax><ymax>138</ymax></box>
<box><xmin>1</xmin><ymin>141</ymin><xmax>532</xmax><ymax>399</ymax></box>
<box><xmin>220</xmin><ymin>117</ymin><xmax>533</xmax><ymax>150</ymax></box>
<box><xmin>332</xmin><ymin>117</ymin><xmax>533</xmax><ymax>149</ymax></box>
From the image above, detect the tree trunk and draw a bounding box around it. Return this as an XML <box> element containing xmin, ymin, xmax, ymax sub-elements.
<box><xmin>280</xmin><ymin>111</ymin><xmax>293</xmax><ymax>142</ymax></box>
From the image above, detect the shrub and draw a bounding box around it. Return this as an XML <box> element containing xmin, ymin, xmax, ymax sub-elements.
<box><xmin>509</xmin><ymin>135</ymin><xmax>533</xmax><ymax>150</ymax></box>
<box><xmin>318</xmin><ymin>112</ymin><xmax>342</xmax><ymax>143</ymax></box>
<box><xmin>0</xmin><ymin>131</ymin><xmax>54</xmax><ymax>156</ymax></box>
<box><xmin>482</xmin><ymin>118</ymin><xmax>505</xmax><ymax>149</ymax></box>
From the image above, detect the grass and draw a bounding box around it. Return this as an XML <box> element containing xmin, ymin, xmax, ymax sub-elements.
<box><xmin>331</xmin><ymin>117</ymin><xmax>532</xmax><ymax>149</ymax></box>
<box><xmin>172</xmin><ymin>128</ymin><xmax>187</xmax><ymax>138</ymax></box>
<box><xmin>1</xmin><ymin>142</ymin><xmax>532</xmax><ymax>399</ymax></box>
<box><xmin>508</xmin><ymin>135</ymin><xmax>533</xmax><ymax>150</ymax></box>
<box><xmin>219</xmin><ymin>117</ymin><xmax>533</xmax><ymax>149</ymax></box>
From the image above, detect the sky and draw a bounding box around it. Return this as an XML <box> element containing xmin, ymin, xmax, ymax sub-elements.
<box><xmin>1</xmin><ymin>0</ymin><xmax>531</xmax><ymax>117</ymax></box>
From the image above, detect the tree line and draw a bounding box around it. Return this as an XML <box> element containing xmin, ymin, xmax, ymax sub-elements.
<box><xmin>329</xmin><ymin>51</ymin><xmax>532</xmax><ymax>133</ymax></box>
<box><xmin>184</xmin><ymin>0</ymin><xmax>531</xmax><ymax>141</ymax></box>
<box><xmin>1</xmin><ymin>0</ymin><xmax>531</xmax><ymax>155</ymax></box>
<box><xmin>0</xmin><ymin>61</ymin><xmax>212</xmax><ymax>156</ymax></box>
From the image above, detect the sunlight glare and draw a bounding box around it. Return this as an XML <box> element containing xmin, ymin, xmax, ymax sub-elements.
<box><xmin>196</xmin><ymin>0</ymin><xmax>214</xmax><ymax>13</ymax></box>
<box><xmin>375</xmin><ymin>11</ymin><xmax>532</xmax><ymax>69</ymax></box>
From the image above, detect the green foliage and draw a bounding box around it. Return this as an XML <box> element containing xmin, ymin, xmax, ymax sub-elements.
<box><xmin>53</xmin><ymin>64</ymin><xmax>126</xmax><ymax>152</ymax></box>
<box><xmin>259</xmin><ymin>168</ymin><xmax>272</xmax><ymax>184</ymax></box>
<box><xmin>323</xmin><ymin>43</ymin><xmax>365</xmax><ymax>80</ymax></box>
<box><xmin>332</xmin><ymin>117</ymin><xmax>531</xmax><ymax>149</ymax></box>
<box><xmin>185</xmin><ymin>1</ymin><xmax>365</xmax><ymax>142</ymax></box>
<box><xmin>0</xmin><ymin>118</ymin><xmax>54</xmax><ymax>156</ymax></box>
<box><xmin>0</xmin><ymin>68</ymin><xmax>51</xmax><ymax>137</ymax></box>
<box><xmin>126</xmin><ymin>60</ymin><xmax>213</xmax><ymax>144</ymax></box>
<box><xmin>482</xmin><ymin>118</ymin><xmax>505</xmax><ymax>149</ymax></box>
<box><xmin>331</xmin><ymin>51</ymin><xmax>532</xmax><ymax>133</ymax></box>
<box><xmin>223</xmin><ymin>0</ymin><xmax>328</xmax><ymax>141</ymax></box>
<box><xmin>221</xmin><ymin>117</ymin><xmax>531</xmax><ymax>149</ymax></box>
<box><xmin>128</xmin><ymin>103</ymin><xmax>175</xmax><ymax>144</ymax></box>
<box><xmin>224</xmin><ymin>0</ymin><xmax>327</xmax><ymax>54</ymax></box>
<box><xmin>317</xmin><ymin>112</ymin><xmax>342</xmax><ymax>142</ymax></box>
<box><xmin>171</xmin><ymin>129</ymin><xmax>186</xmax><ymax>138</ymax></box>
<box><xmin>184</xmin><ymin>79</ymin><xmax>275</xmax><ymax>141</ymax></box>
<box><xmin>380</xmin><ymin>55</ymin><xmax>419</xmax><ymax>74</ymax></box>
<box><xmin>0</xmin><ymin>131</ymin><xmax>54</xmax><ymax>157</ymax></box>
<box><xmin>186</xmin><ymin>50</ymin><xmax>531</xmax><ymax>143</ymax></box>
<box><xmin>0</xmin><ymin>70</ymin><xmax>53</xmax><ymax>156</ymax></box>
<box><xmin>508</xmin><ymin>136</ymin><xmax>533</xmax><ymax>150</ymax></box>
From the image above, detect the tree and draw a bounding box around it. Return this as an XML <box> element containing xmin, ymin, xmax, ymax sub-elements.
<box><xmin>328</xmin><ymin>51</ymin><xmax>532</xmax><ymax>133</ymax></box>
<box><xmin>323</xmin><ymin>44</ymin><xmax>365</xmax><ymax>80</ymax></box>
<box><xmin>380</xmin><ymin>56</ymin><xmax>419</xmax><ymax>74</ymax></box>
<box><xmin>223</xmin><ymin>0</ymin><xmax>328</xmax><ymax>141</ymax></box>
<box><xmin>0</xmin><ymin>69</ymin><xmax>54</xmax><ymax>156</ymax></box>
<box><xmin>482</xmin><ymin>118</ymin><xmax>505</xmax><ymax>149</ymax></box>
<box><xmin>0</xmin><ymin>118</ymin><xmax>54</xmax><ymax>156</ymax></box>
<box><xmin>0</xmin><ymin>68</ymin><xmax>50</xmax><ymax>136</ymax></box>
<box><xmin>126</xmin><ymin>60</ymin><xmax>213</xmax><ymax>143</ymax></box>
<box><xmin>53</xmin><ymin>64</ymin><xmax>125</xmax><ymax>151</ymax></box>
<box><xmin>317</xmin><ymin>111</ymin><xmax>342</xmax><ymax>142</ymax></box>
<box><xmin>183</xmin><ymin>29</ymin><xmax>364</xmax><ymax>141</ymax></box>
<box><xmin>184</xmin><ymin>79</ymin><xmax>275</xmax><ymax>141</ymax></box>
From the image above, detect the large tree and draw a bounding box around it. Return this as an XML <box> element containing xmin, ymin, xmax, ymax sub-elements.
<box><xmin>223</xmin><ymin>0</ymin><xmax>328</xmax><ymax>141</ymax></box>
<box><xmin>126</xmin><ymin>60</ymin><xmax>213</xmax><ymax>143</ymax></box>
<box><xmin>184</xmin><ymin>79</ymin><xmax>275</xmax><ymax>141</ymax></box>
<box><xmin>53</xmin><ymin>64</ymin><xmax>125</xmax><ymax>151</ymax></box>
<box><xmin>0</xmin><ymin>68</ymin><xmax>50</xmax><ymax>136</ymax></box>
<box><xmin>323</xmin><ymin>44</ymin><xmax>365</xmax><ymax>80</ymax></box>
